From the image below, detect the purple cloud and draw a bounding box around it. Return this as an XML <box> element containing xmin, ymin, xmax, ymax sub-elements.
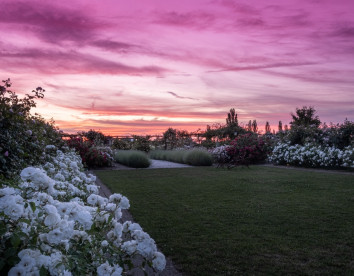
<box><xmin>166</xmin><ymin>91</ymin><xmax>198</xmax><ymax>100</ymax></box>
<box><xmin>0</xmin><ymin>48</ymin><xmax>168</xmax><ymax>75</ymax></box>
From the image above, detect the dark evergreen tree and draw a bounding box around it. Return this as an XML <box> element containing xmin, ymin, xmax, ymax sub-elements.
<box><xmin>278</xmin><ymin>121</ymin><xmax>283</xmax><ymax>132</ymax></box>
<box><xmin>290</xmin><ymin>106</ymin><xmax>321</xmax><ymax>128</ymax></box>
<box><xmin>226</xmin><ymin>108</ymin><xmax>238</xmax><ymax>127</ymax></box>
<box><xmin>265</xmin><ymin>121</ymin><xmax>271</xmax><ymax>133</ymax></box>
<box><xmin>252</xmin><ymin>120</ymin><xmax>258</xmax><ymax>133</ymax></box>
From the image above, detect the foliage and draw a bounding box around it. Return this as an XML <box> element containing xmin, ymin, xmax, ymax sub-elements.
<box><xmin>226</xmin><ymin>108</ymin><xmax>238</xmax><ymax>127</ymax></box>
<box><xmin>203</xmin><ymin>123</ymin><xmax>247</xmax><ymax>145</ymax></box>
<box><xmin>285</xmin><ymin>125</ymin><xmax>322</xmax><ymax>145</ymax></box>
<box><xmin>290</xmin><ymin>106</ymin><xmax>321</xmax><ymax>128</ymax></box>
<box><xmin>112</xmin><ymin>138</ymin><xmax>131</xmax><ymax>150</ymax></box>
<box><xmin>278</xmin><ymin>119</ymin><xmax>354</xmax><ymax>149</ymax></box>
<box><xmin>0</xmin><ymin>79</ymin><xmax>64</xmax><ymax>179</ymax></box>
<box><xmin>224</xmin><ymin>133</ymin><xmax>268</xmax><ymax>167</ymax></box>
<box><xmin>251</xmin><ymin>120</ymin><xmax>258</xmax><ymax>133</ymax></box>
<box><xmin>162</xmin><ymin>128</ymin><xmax>178</xmax><ymax>150</ymax></box>
<box><xmin>114</xmin><ymin>150</ymin><xmax>151</xmax><ymax>168</ymax></box>
<box><xmin>131</xmin><ymin>135</ymin><xmax>151</xmax><ymax>152</ymax></box>
<box><xmin>210</xmin><ymin>146</ymin><xmax>232</xmax><ymax>167</ymax></box>
<box><xmin>80</xmin><ymin>129</ymin><xmax>108</xmax><ymax>145</ymax></box>
<box><xmin>66</xmin><ymin>137</ymin><xmax>113</xmax><ymax>168</ymax></box>
<box><xmin>0</xmin><ymin>150</ymin><xmax>166</xmax><ymax>275</ymax></box>
<box><xmin>321</xmin><ymin>119</ymin><xmax>354</xmax><ymax>149</ymax></box>
<box><xmin>265</xmin><ymin>121</ymin><xmax>271</xmax><ymax>133</ymax></box>
<box><xmin>97</xmin><ymin>167</ymin><xmax>354</xmax><ymax>275</ymax></box>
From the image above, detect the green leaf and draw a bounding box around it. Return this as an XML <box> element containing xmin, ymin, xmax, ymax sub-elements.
<box><xmin>29</xmin><ymin>202</ymin><xmax>36</xmax><ymax>212</ymax></box>
<box><xmin>0</xmin><ymin>258</ymin><xmax>5</xmax><ymax>271</ymax></box>
<box><xmin>4</xmin><ymin>247</ymin><xmax>17</xmax><ymax>258</ymax></box>
<box><xmin>10</xmin><ymin>234</ymin><xmax>21</xmax><ymax>248</ymax></box>
<box><xmin>40</xmin><ymin>266</ymin><xmax>49</xmax><ymax>276</ymax></box>
<box><xmin>0</xmin><ymin>224</ymin><xmax>7</xmax><ymax>236</ymax></box>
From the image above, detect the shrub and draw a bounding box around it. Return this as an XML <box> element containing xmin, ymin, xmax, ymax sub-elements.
<box><xmin>0</xmin><ymin>79</ymin><xmax>64</xmax><ymax>179</ymax></box>
<box><xmin>131</xmin><ymin>136</ymin><xmax>151</xmax><ymax>152</ymax></box>
<box><xmin>112</xmin><ymin>138</ymin><xmax>131</xmax><ymax>150</ymax></box>
<box><xmin>226</xmin><ymin>133</ymin><xmax>268</xmax><ymax>166</ymax></box>
<box><xmin>268</xmin><ymin>142</ymin><xmax>354</xmax><ymax>169</ymax></box>
<box><xmin>0</xmin><ymin>149</ymin><xmax>166</xmax><ymax>275</ymax></box>
<box><xmin>66</xmin><ymin>137</ymin><xmax>113</xmax><ymax>168</ymax></box>
<box><xmin>114</xmin><ymin>150</ymin><xmax>150</xmax><ymax>168</ymax></box>
<box><xmin>184</xmin><ymin>149</ymin><xmax>213</xmax><ymax>166</ymax></box>
<box><xmin>210</xmin><ymin>145</ymin><xmax>231</xmax><ymax>167</ymax></box>
<box><xmin>149</xmin><ymin>149</ymin><xmax>212</xmax><ymax>166</ymax></box>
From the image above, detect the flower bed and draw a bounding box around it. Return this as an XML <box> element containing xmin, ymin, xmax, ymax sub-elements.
<box><xmin>0</xmin><ymin>147</ymin><xmax>165</xmax><ymax>275</ymax></box>
<box><xmin>268</xmin><ymin>142</ymin><xmax>354</xmax><ymax>169</ymax></box>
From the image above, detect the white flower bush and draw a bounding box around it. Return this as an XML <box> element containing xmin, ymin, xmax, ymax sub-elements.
<box><xmin>269</xmin><ymin>142</ymin><xmax>354</xmax><ymax>169</ymax></box>
<box><xmin>210</xmin><ymin>146</ymin><xmax>231</xmax><ymax>166</ymax></box>
<box><xmin>0</xmin><ymin>147</ymin><xmax>166</xmax><ymax>275</ymax></box>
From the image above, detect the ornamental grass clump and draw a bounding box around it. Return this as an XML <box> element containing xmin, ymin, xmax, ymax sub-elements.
<box><xmin>114</xmin><ymin>150</ymin><xmax>151</xmax><ymax>168</ymax></box>
<box><xmin>149</xmin><ymin>149</ymin><xmax>212</xmax><ymax>166</ymax></box>
<box><xmin>183</xmin><ymin>149</ymin><xmax>213</xmax><ymax>166</ymax></box>
<box><xmin>0</xmin><ymin>149</ymin><xmax>166</xmax><ymax>275</ymax></box>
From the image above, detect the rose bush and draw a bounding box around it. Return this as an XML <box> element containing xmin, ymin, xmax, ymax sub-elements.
<box><xmin>0</xmin><ymin>148</ymin><xmax>166</xmax><ymax>275</ymax></box>
<box><xmin>0</xmin><ymin>79</ymin><xmax>63</xmax><ymax>179</ymax></box>
<box><xmin>66</xmin><ymin>137</ymin><xmax>113</xmax><ymax>169</ymax></box>
<box><xmin>226</xmin><ymin>133</ymin><xmax>268</xmax><ymax>166</ymax></box>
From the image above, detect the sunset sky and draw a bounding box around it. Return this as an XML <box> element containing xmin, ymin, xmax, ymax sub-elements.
<box><xmin>2</xmin><ymin>0</ymin><xmax>354</xmax><ymax>135</ymax></box>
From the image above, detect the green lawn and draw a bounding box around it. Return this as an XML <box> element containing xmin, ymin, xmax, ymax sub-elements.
<box><xmin>95</xmin><ymin>166</ymin><xmax>354</xmax><ymax>275</ymax></box>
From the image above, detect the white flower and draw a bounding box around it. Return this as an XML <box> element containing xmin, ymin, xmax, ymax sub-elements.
<box><xmin>109</xmin><ymin>193</ymin><xmax>122</xmax><ymax>203</ymax></box>
<box><xmin>86</xmin><ymin>185</ymin><xmax>99</xmax><ymax>194</ymax></box>
<box><xmin>38</xmin><ymin>255</ymin><xmax>51</xmax><ymax>268</ymax></box>
<box><xmin>54</xmin><ymin>173</ymin><xmax>65</xmax><ymax>181</ymax></box>
<box><xmin>121</xmin><ymin>240</ymin><xmax>137</xmax><ymax>255</ymax></box>
<box><xmin>18</xmin><ymin>256</ymin><xmax>36</xmax><ymax>272</ymax></box>
<box><xmin>75</xmin><ymin>209</ymin><xmax>93</xmax><ymax>230</ymax></box>
<box><xmin>8</xmin><ymin>266</ymin><xmax>26</xmax><ymax>276</ymax></box>
<box><xmin>114</xmin><ymin>208</ymin><xmax>122</xmax><ymax>220</ymax></box>
<box><xmin>62</xmin><ymin>269</ymin><xmax>72</xmax><ymax>276</ymax></box>
<box><xmin>97</xmin><ymin>261</ymin><xmax>113</xmax><ymax>276</ymax></box>
<box><xmin>152</xmin><ymin>252</ymin><xmax>166</xmax><ymax>271</ymax></box>
<box><xmin>105</xmin><ymin>203</ymin><xmax>116</xmax><ymax>211</ymax></box>
<box><xmin>111</xmin><ymin>264</ymin><xmax>123</xmax><ymax>276</ymax></box>
<box><xmin>101</xmin><ymin>240</ymin><xmax>109</xmax><ymax>247</ymax></box>
<box><xmin>113</xmin><ymin>222</ymin><xmax>123</xmax><ymax>238</ymax></box>
<box><xmin>5</xmin><ymin>203</ymin><xmax>24</xmax><ymax>220</ymax></box>
<box><xmin>118</xmin><ymin>196</ymin><xmax>130</xmax><ymax>209</ymax></box>
<box><xmin>0</xmin><ymin>187</ymin><xmax>17</xmax><ymax>196</ymax></box>
<box><xmin>47</xmin><ymin>228</ymin><xmax>64</xmax><ymax>244</ymax></box>
<box><xmin>87</xmin><ymin>194</ymin><xmax>99</xmax><ymax>206</ymax></box>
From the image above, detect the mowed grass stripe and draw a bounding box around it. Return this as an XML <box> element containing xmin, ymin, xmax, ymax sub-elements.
<box><xmin>95</xmin><ymin>167</ymin><xmax>354</xmax><ymax>275</ymax></box>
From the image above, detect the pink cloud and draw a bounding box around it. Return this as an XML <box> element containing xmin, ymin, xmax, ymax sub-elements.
<box><xmin>1</xmin><ymin>0</ymin><xmax>353</xmax><ymax>135</ymax></box>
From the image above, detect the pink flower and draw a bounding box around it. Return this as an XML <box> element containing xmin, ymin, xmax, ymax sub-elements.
<box><xmin>4</xmin><ymin>151</ymin><xmax>9</xmax><ymax>157</ymax></box>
